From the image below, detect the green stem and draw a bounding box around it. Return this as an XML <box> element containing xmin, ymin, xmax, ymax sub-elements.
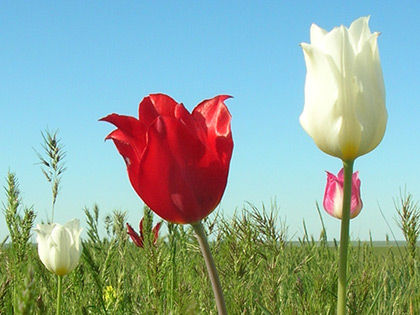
<box><xmin>56</xmin><ymin>275</ymin><xmax>63</xmax><ymax>315</ymax></box>
<box><xmin>191</xmin><ymin>221</ymin><xmax>227</xmax><ymax>315</ymax></box>
<box><xmin>337</xmin><ymin>159</ymin><xmax>354</xmax><ymax>315</ymax></box>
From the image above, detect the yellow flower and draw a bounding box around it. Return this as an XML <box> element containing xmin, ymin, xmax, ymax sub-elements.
<box><xmin>103</xmin><ymin>285</ymin><xmax>118</xmax><ymax>309</ymax></box>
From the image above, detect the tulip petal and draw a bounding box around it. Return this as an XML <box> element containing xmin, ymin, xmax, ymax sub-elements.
<box><xmin>35</xmin><ymin>223</ymin><xmax>55</xmax><ymax>238</ymax></box>
<box><xmin>50</xmin><ymin>226</ymin><xmax>72</xmax><ymax>276</ymax></box>
<box><xmin>127</xmin><ymin>222</ymin><xmax>143</xmax><ymax>247</ymax></box>
<box><xmin>153</xmin><ymin>221</ymin><xmax>162</xmax><ymax>244</ymax></box>
<box><xmin>100</xmin><ymin>114</ymin><xmax>147</xmax><ymax>158</ymax></box>
<box><xmin>352</xmin><ymin>33</ymin><xmax>387</xmax><ymax>156</ymax></box>
<box><xmin>139</xmin><ymin>218</ymin><xmax>144</xmax><ymax>236</ymax></box>
<box><xmin>138</xmin><ymin>116</ymin><xmax>208</xmax><ymax>223</ymax></box>
<box><xmin>64</xmin><ymin>219</ymin><xmax>82</xmax><ymax>272</ymax></box>
<box><xmin>193</xmin><ymin>95</ymin><xmax>233</xmax><ymax>164</ymax></box>
<box><xmin>348</xmin><ymin>16</ymin><xmax>371</xmax><ymax>52</ymax></box>
<box><xmin>138</xmin><ymin>94</ymin><xmax>179</xmax><ymax>126</ymax></box>
<box><xmin>323</xmin><ymin>171</ymin><xmax>340</xmax><ymax>217</ymax></box>
<box><xmin>36</xmin><ymin>226</ymin><xmax>55</xmax><ymax>273</ymax></box>
<box><xmin>193</xmin><ymin>95</ymin><xmax>232</xmax><ymax>137</ymax></box>
<box><xmin>100</xmin><ymin>114</ymin><xmax>148</xmax><ymax>195</ymax></box>
<box><xmin>350</xmin><ymin>171</ymin><xmax>363</xmax><ymax>218</ymax></box>
<box><xmin>310</xmin><ymin>23</ymin><xmax>328</xmax><ymax>45</ymax></box>
<box><xmin>300</xmin><ymin>44</ymin><xmax>344</xmax><ymax>157</ymax></box>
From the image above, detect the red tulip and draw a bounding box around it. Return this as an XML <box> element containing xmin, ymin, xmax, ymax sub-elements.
<box><xmin>101</xmin><ymin>94</ymin><xmax>233</xmax><ymax>224</ymax></box>
<box><xmin>126</xmin><ymin>218</ymin><xmax>162</xmax><ymax>248</ymax></box>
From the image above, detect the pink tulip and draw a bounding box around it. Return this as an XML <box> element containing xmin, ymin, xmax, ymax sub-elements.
<box><xmin>323</xmin><ymin>169</ymin><xmax>362</xmax><ymax>219</ymax></box>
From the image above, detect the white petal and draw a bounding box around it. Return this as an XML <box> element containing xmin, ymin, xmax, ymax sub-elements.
<box><xmin>348</xmin><ymin>16</ymin><xmax>371</xmax><ymax>52</ymax></box>
<box><xmin>37</xmin><ymin>235</ymin><xmax>54</xmax><ymax>273</ymax></box>
<box><xmin>50</xmin><ymin>225</ymin><xmax>72</xmax><ymax>275</ymax></box>
<box><xmin>310</xmin><ymin>23</ymin><xmax>328</xmax><ymax>46</ymax></box>
<box><xmin>300</xmin><ymin>44</ymin><xmax>343</xmax><ymax>157</ymax></box>
<box><xmin>352</xmin><ymin>33</ymin><xmax>387</xmax><ymax>156</ymax></box>
<box><xmin>35</xmin><ymin>223</ymin><xmax>55</xmax><ymax>238</ymax></box>
<box><xmin>64</xmin><ymin>219</ymin><xmax>80</xmax><ymax>232</ymax></box>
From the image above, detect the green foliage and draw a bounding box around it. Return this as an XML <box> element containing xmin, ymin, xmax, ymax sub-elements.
<box><xmin>3</xmin><ymin>171</ymin><xmax>36</xmax><ymax>263</ymax></box>
<box><xmin>84</xmin><ymin>204</ymin><xmax>101</xmax><ymax>246</ymax></box>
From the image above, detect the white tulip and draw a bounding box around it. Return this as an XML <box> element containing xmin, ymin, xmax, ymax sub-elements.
<box><xmin>299</xmin><ymin>16</ymin><xmax>387</xmax><ymax>160</ymax></box>
<box><xmin>35</xmin><ymin>219</ymin><xmax>82</xmax><ymax>276</ymax></box>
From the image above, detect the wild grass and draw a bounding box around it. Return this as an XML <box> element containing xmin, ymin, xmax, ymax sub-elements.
<box><xmin>34</xmin><ymin>129</ymin><xmax>66</xmax><ymax>223</ymax></box>
<box><xmin>0</xmin><ymin>200</ymin><xmax>419</xmax><ymax>314</ymax></box>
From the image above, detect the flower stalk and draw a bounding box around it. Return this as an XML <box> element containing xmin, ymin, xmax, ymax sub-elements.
<box><xmin>56</xmin><ymin>275</ymin><xmax>63</xmax><ymax>315</ymax></box>
<box><xmin>337</xmin><ymin>159</ymin><xmax>354</xmax><ymax>315</ymax></box>
<box><xmin>192</xmin><ymin>221</ymin><xmax>227</xmax><ymax>315</ymax></box>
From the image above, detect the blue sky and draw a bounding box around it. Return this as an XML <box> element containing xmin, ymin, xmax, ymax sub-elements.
<box><xmin>1</xmin><ymin>1</ymin><xmax>419</xmax><ymax>241</ymax></box>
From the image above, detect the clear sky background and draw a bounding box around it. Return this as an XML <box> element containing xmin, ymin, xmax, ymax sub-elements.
<box><xmin>1</xmin><ymin>1</ymin><xmax>419</xmax><ymax>242</ymax></box>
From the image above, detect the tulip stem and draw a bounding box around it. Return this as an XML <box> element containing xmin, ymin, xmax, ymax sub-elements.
<box><xmin>192</xmin><ymin>221</ymin><xmax>227</xmax><ymax>315</ymax></box>
<box><xmin>337</xmin><ymin>159</ymin><xmax>354</xmax><ymax>315</ymax></box>
<box><xmin>56</xmin><ymin>275</ymin><xmax>63</xmax><ymax>315</ymax></box>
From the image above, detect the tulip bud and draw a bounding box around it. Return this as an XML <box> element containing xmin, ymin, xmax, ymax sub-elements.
<box><xmin>299</xmin><ymin>16</ymin><xmax>387</xmax><ymax>160</ymax></box>
<box><xmin>323</xmin><ymin>169</ymin><xmax>362</xmax><ymax>219</ymax></box>
<box><xmin>35</xmin><ymin>219</ymin><xmax>82</xmax><ymax>276</ymax></box>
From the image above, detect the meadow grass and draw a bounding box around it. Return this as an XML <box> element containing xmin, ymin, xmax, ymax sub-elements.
<box><xmin>0</xmin><ymin>203</ymin><xmax>418</xmax><ymax>314</ymax></box>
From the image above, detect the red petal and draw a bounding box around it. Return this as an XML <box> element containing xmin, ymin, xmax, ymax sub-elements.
<box><xmin>138</xmin><ymin>94</ymin><xmax>179</xmax><ymax>126</ymax></box>
<box><xmin>100</xmin><ymin>114</ymin><xmax>148</xmax><ymax>197</ymax></box>
<box><xmin>193</xmin><ymin>95</ymin><xmax>232</xmax><ymax>136</ymax></box>
<box><xmin>126</xmin><ymin>223</ymin><xmax>143</xmax><ymax>247</ymax></box>
<box><xmin>192</xmin><ymin>95</ymin><xmax>233</xmax><ymax>165</ymax></box>
<box><xmin>105</xmin><ymin>129</ymin><xmax>139</xmax><ymax>167</ymax></box>
<box><xmin>139</xmin><ymin>218</ymin><xmax>144</xmax><ymax>237</ymax></box>
<box><xmin>152</xmin><ymin>221</ymin><xmax>162</xmax><ymax>244</ymax></box>
<box><xmin>105</xmin><ymin>131</ymin><xmax>142</xmax><ymax>198</ymax></box>
<box><xmin>100</xmin><ymin>114</ymin><xmax>147</xmax><ymax>157</ymax></box>
<box><xmin>138</xmin><ymin>116</ymin><xmax>214</xmax><ymax>223</ymax></box>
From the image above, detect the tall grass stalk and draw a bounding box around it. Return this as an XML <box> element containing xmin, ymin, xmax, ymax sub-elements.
<box><xmin>2</xmin><ymin>171</ymin><xmax>36</xmax><ymax>312</ymax></box>
<box><xmin>395</xmin><ymin>190</ymin><xmax>419</xmax><ymax>268</ymax></box>
<box><xmin>35</xmin><ymin>129</ymin><xmax>66</xmax><ymax>222</ymax></box>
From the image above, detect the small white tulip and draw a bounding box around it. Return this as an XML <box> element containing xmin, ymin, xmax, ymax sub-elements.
<box><xmin>35</xmin><ymin>219</ymin><xmax>82</xmax><ymax>276</ymax></box>
<box><xmin>299</xmin><ymin>16</ymin><xmax>387</xmax><ymax>160</ymax></box>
